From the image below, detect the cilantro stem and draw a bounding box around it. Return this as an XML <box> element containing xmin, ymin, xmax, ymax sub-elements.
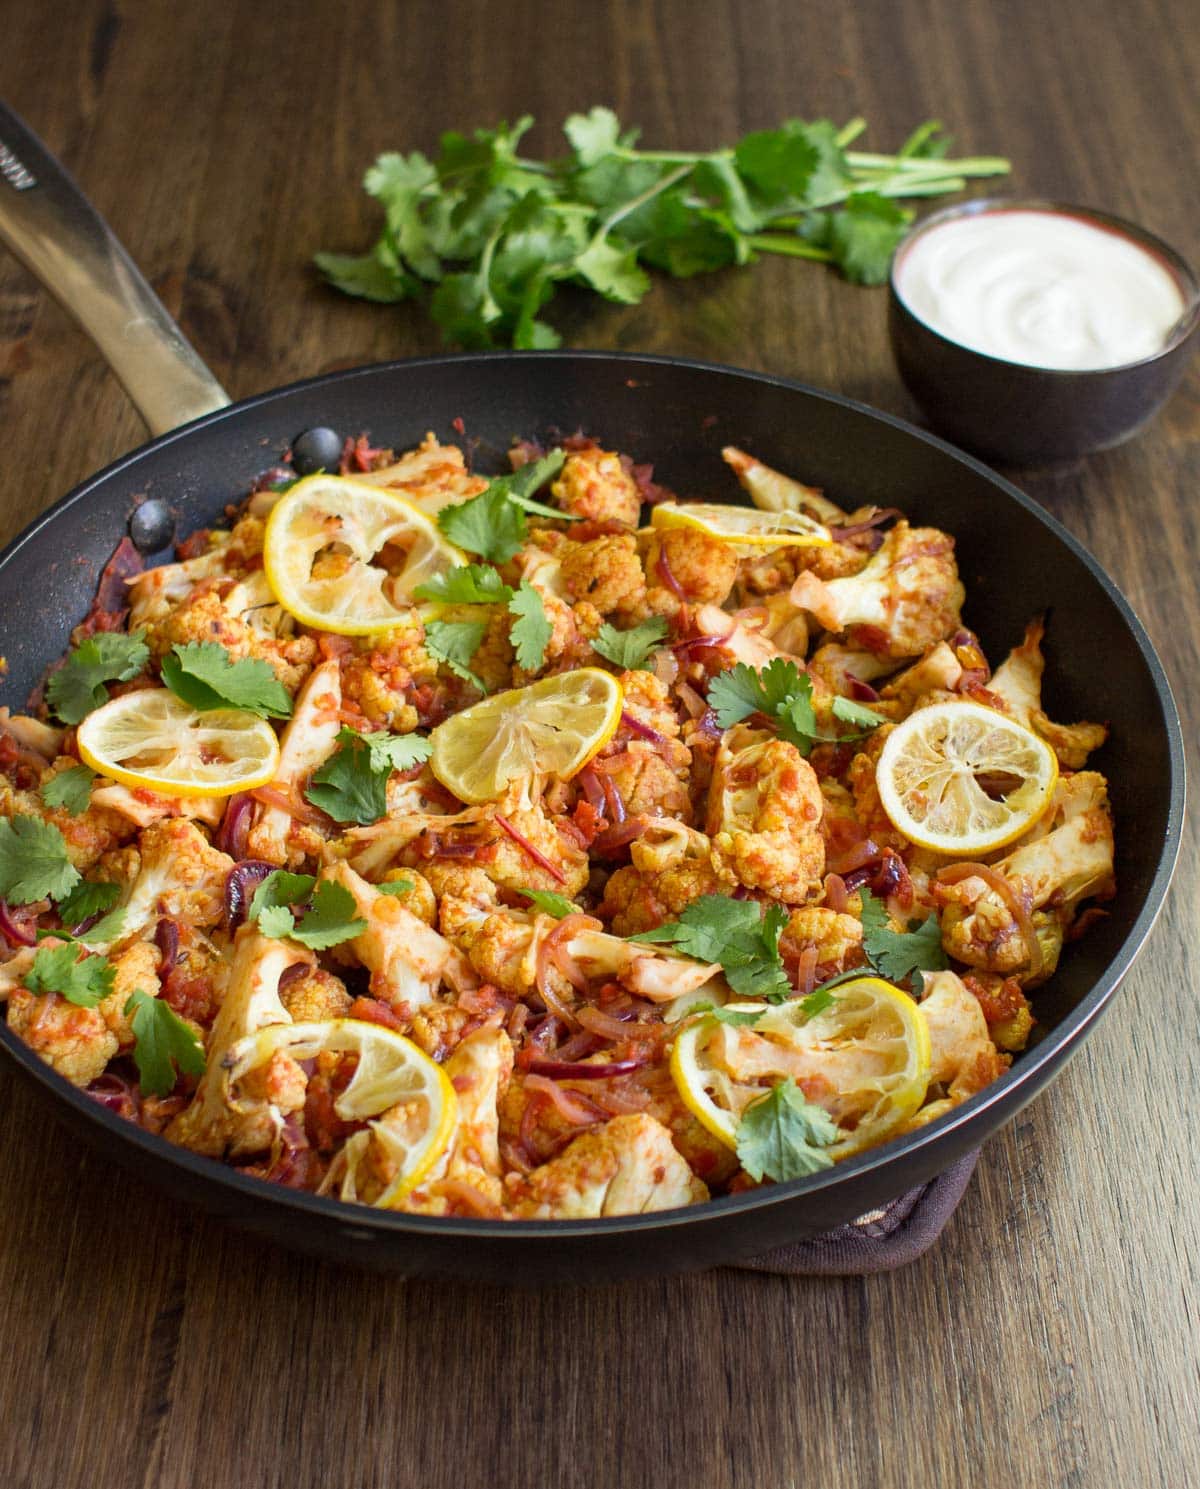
<box><xmin>612</xmin><ymin>146</ymin><xmax>729</xmax><ymax>165</ymax></box>
<box><xmin>596</xmin><ymin>162</ymin><xmax>693</xmax><ymax>234</ymax></box>
<box><xmin>845</xmin><ymin>151</ymin><xmax>1010</xmax><ymax>176</ymax></box>
<box><xmin>835</xmin><ymin>117</ymin><xmax>868</xmax><ymax>148</ymax></box>
<box><xmin>746</xmin><ymin>234</ymin><xmax>834</xmax><ymax>261</ymax></box>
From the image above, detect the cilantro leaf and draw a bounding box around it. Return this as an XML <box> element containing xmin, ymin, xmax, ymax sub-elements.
<box><xmin>572</xmin><ymin>236</ymin><xmax>651</xmax><ymax>304</ymax></box>
<box><xmin>521</xmin><ymin>888</ymin><xmax>579</xmax><ymax>918</ymax></box>
<box><xmin>828</xmin><ymin>192</ymin><xmax>912</xmax><ymax>286</ymax></box>
<box><xmin>424</xmin><ymin>619</ymin><xmax>488</xmax><ymax>692</ymax></box>
<box><xmin>797</xmin><ymin>984</ymin><xmax>837</xmax><ymax>1020</ymax></box>
<box><xmin>56</xmin><ymin>878</ymin><xmax>120</xmax><ymax>927</ymax></box>
<box><xmin>0</xmin><ymin>815</ymin><xmax>80</xmax><ymax>904</ymax></box>
<box><xmin>591</xmin><ymin>616</ymin><xmax>669</xmax><ymax>671</ymax></box>
<box><xmin>160</xmin><ymin>642</ymin><xmax>293</xmax><ymax>719</ymax></box>
<box><xmin>41</xmin><ymin>764</ymin><xmax>96</xmax><ymax>817</ymax></box>
<box><xmin>859</xmin><ymin>889</ymin><xmax>948</xmax><ymax>994</ymax></box>
<box><xmin>288</xmin><ymin>881</ymin><xmax>368</xmax><ymax>949</ymax></box>
<box><xmin>46</xmin><ymin>632</ymin><xmax>150</xmax><ymax>725</ymax></box>
<box><xmin>564</xmin><ymin>106</ymin><xmax>623</xmax><ymax>166</ymax></box>
<box><xmin>702</xmin><ymin>1005</ymin><xmax>767</xmax><ymax>1027</ymax></box>
<box><xmin>831</xmin><ymin>695</ymin><xmax>888</xmax><ymax>730</ymax></box>
<box><xmin>124</xmin><ymin>988</ymin><xmax>206</xmax><ymax>1097</ymax></box>
<box><xmin>304</xmin><ymin>728</ymin><xmax>429</xmax><ymax>826</ymax></box>
<box><xmin>508</xmin><ymin>581</ymin><xmax>552</xmax><ymax>671</ymax></box>
<box><xmin>377</xmin><ymin>878</ymin><xmax>415</xmax><ymax>897</ymax></box>
<box><xmin>437</xmin><ymin>484</ymin><xmax>528</xmax><ymax>563</ymax></box>
<box><xmin>249</xmin><ymin>874</ymin><xmax>366</xmax><ymax>949</ymax></box>
<box><xmin>735</xmin><ymin>1078</ymin><xmax>839</xmax><ymax>1182</ymax></box>
<box><xmin>313</xmin><ymin>246</ymin><xmax>414</xmax><ymax>303</ymax></box>
<box><xmin>249</xmin><ymin>870</ymin><xmax>316</xmax><ymax>920</ymax></box>
<box><xmin>25</xmin><ymin>940</ymin><xmax>114</xmax><ymax>1008</ymax></box>
<box><xmin>413</xmin><ymin>563</ymin><xmax>513</xmax><ymax>605</ymax></box>
<box><xmin>635</xmin><ymin>894</ymin><xmax>792</xmax><ymax>1001</ymax></box>
<box><xmin>502</xmin><ymin>449</ymin><xmax>569</xmax><ymax>512</ymax></box>
<box><xmin>709</xmin><ymin>661</ymin><xmax>883</xmax><ymax>755</ymax></box>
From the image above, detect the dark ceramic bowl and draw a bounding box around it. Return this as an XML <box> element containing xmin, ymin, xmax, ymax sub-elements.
<box><xmin>888</xmin><ymin>198</ymin><xmax>1200</xmax><ymax>466</ymax></box>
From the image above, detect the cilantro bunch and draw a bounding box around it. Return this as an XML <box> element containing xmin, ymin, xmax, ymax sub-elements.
<box><xmin>316</xmin><ymin>109</ymin><xmax>1008</xmax><ymax>348</ymax></box>
<box><xmin>708</xmin><ymin>659</ymin><xmax>885</xmax><ymax>755</ymax></box>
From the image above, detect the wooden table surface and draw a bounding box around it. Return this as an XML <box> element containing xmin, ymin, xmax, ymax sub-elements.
<box><xmin>0</xmin><ymin>2</ymin><xmax>1196</xmax><ymax>1485</ymax></box>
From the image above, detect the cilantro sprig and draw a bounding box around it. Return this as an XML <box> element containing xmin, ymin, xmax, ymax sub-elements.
<box><xmin>248</xmin><ymin>870</ymin><xmax>367</xmax><ymax>949</ymax></box>
<box><xmin>634</xmin><ymin>895</ymin><xmax>791</xmax><ymax>1001</ymax></box>
<box><xmin>25</xmin><ymin>940</ymin><xmax>114</xmax><ymax>1008</ymax></box>
<box><xmin>436</xmin><ymin>450</ymin><xmax>570</xmax><ymax>564</ymax></box>
<box><xmin>418</xmin><ymin>564</ymin><xmax>552</xmax><ymax>676</ymax></box>
<box><xmin>708</xmin><ymin>660</ymin><xmax>885</xmax><ymax>755</ymax></box>
<box><xmin>813</xmin><ymin>889</ymin><xmax>949</xmax><ymax>998</ymax></box>
<box><xmin>591</xmin><ymin>616</ymin><xmax>669</xmax><ymax>671</ymax></box>
<box><xmin>161</xmin><ymin>642</ymin><xmax>293</xmax><ymax>719</ymax></box>
<box><xmin>124</xmin><ymin>988</ymin><xmax>206</xmax><ymax>1097</ymax></box>
<box><xmin>735</xmin><ymin>1078</ymin><xmax>839</xmax><ymax>1182</ymax></box>
<box><xmin>317</xmin><ymin>110</ymin><xmax>1008</xmax><ymax>349</ymax></box>
<box><xmin>305</xmin><ymin>727</ymin><xmax>432</xmax><ymax>826</ymax></box>
<box><xmin>46</xmin><ymin>632</ymin><xmax>150</xmax><ymax>725</ymax></box>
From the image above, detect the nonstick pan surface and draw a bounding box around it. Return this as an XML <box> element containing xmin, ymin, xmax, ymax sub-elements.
<box><xmin>0</xmin><ymin>350</ymin><xmax>1183</xmax><ymax>1282</ymax></box>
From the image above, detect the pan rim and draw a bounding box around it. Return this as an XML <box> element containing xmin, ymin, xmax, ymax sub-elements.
<box><xmin>0</xmin><ymin>349</ymin><xmax>1185</xmax><ymax>1242</ymax></box>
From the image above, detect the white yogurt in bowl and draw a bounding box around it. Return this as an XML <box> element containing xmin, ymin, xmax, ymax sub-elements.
<box><xmin>893</xmin><ymin>207</ymin><xmax>1188</xmax><ymax>371</ymax></box>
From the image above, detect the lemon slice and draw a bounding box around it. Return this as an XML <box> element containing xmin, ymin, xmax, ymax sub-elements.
<box><xmin>429</xmin><ymin>668</ymin><xmax>623</xmax><ymax>804</ymax></box>
<box><xmin>651</xmin><ymin>500</ymin><xmax>831</xmax><ymax>553</ymax></box>
<box><xmin>753</xmin><ymin>978</ymin><xmax>931</xmax><ymax>1158</ymax></box>
<box><xmin>263</xmin><ymin>474</ymin><xmax>464</xmax><ymax>635</ymax></box>
<box><xmin>671</xmin><ymin>978</ymin><xmax>931</xmax><ymax>1161</ymax></box>
<box><xmin>223</xmin><ymin>1018</ymin><xmax>457</xmax><ymax>1207</ymax></box>
<box><xmin>77</xmin><ymin>689</ymin><xmax>280</xmax><ymax>797</ymax></box>
<box><xmin>876</xmin><ymin>699</ymin><xmax>1058</xmax><ymax>855</ymax></box>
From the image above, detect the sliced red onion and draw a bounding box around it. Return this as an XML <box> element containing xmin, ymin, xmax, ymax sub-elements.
<box><xmin>215</xmin><ymin>792</ymin><xmax>254</xmax><ymax>858</ymax></box>
<box><xmin>828</xmin><ymin>508</ymin><xmax>903</xmax><ymax>541</ymax></box>
<box><xmin>847</xmin><ymin>677</ymin><xmax>881</xmax><ymax>703</ymax></box>
<box><xmin>225</xmin><ymin>859</ymin><xmax>277</xmax><ymax>930</ymax></box>
<box><xmin>0</xmin><ymin>900</ymin><xmax>37</xmax><ymax>947</ymax></box>
<box><xmin>495</xmin><ymin>813</ymin><xmax>567</xmax><ymax>884</ymax></box>
<box><xmin>671</xmin><ymin>633</ymin><xmax>731</xmax><ymax>656</ymax></box>
<box><xmin>655</xmin><ymin>544</ymin><xmax>688</xmax><ymax>600</ymax></box>
<box><xmin>620</xmin><ymin>710</ymin><xmax>669</xmax><ymax>746</ymax></box>
<box><xmin>154</xmin><ymin>917</ymin><xmax>181</xmax><ymax>975</ymax></box>
<box><xmin>577</xmin><ymin>765</ymin><xmax>607</xmax><ymax>815</ymax></box>
<box><xmin>591</xmin><ymin>816</ymin><xmax>651</xmax><ymax>857</ymax></box>
<box><xmin>526</xmin><ymin>1057</ymin><xmax>643</xmax><ymax>1080</ymax></box>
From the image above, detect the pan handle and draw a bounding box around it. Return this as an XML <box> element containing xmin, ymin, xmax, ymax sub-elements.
<box><xmin>0</xmin><ymin>100</ymin><xmax>230</xmax><ymax>437</ymax></box>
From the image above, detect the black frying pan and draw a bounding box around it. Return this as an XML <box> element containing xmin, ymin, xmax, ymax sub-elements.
<box><xmin>0</xmin><ymin>105</ymin><xmax>1184</xmax><ymax>1282</ymax></box>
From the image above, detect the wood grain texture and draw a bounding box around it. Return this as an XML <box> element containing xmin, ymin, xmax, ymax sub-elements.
<box><xmin>0</xmin><ymin>1</ymin><xmax>1197</xmax><ymax>1485</ymax></box>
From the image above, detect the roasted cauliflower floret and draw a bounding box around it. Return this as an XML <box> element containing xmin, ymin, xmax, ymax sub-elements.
<box><xmin>7</xmin><ymin>982</ymin><xmax>118</xmax><ymax>1086</ymax></box>
<box><xmin>147</xmin><ymin>586</ymin><xmax>316</xmax><ymax>692</ymax></box>
<box><xmin>591</xmin><ymin>746</ymin><xmax>692</xmax><ymax>825</ymax></box>
<box><xmin>402</xmin><ymin>1023</ymin><xmax>514</xmax><ymax>1214</ymax></box>
<box><xmin>600</xmin><ymin>823</ymin><xmax>729</xmax><ymax>935</ymax></box>
<box><xmin>936</xmin><ymin>772</ymin><xmax>1115</xmax><ymax>984</ymax></box>
<box><xmin>559</xmin><ymin>532</ymin><xmax>648</xmax><ymax>622</ymax></box>
<box><xmin>245</xmin><ymin>658</ymin><xmax>342</xmax><ymax>866</ymax></box>
<box><xmin>550</xmin><ymin>445</ymin><xmax>642</xmax><ymax>527</ymax></box>
<box><xmin>706</xmin><ymin>726</ymin><xmax>825</xmax><ymax>903</ymax></box>
<box><xmin>962</xmin><ymin>971</ymin><xmax>1034</xmax><ymax>1053</ymax></box>
<box><xmin>322</xmin><ymin>861</ymin><xmax>469</xmax><ymax>1016</ymax></box>
<box><xmin>779</xmin><ymin>906</ymin><xmax>864</xmax><ymax>980</ymax></box>
<box><xmin>644</xmin><ymin>528</ymin><xmax>739</xmax><ymax>614</ymax></box>
<box><xmin>508</xmin><ymin>1113</ymin><xmax>708</xmax><ymax>1218</ymax></box>
<box><xmin>988</xmin><ymin>618</ymin><xmax>1108</xmax><ymax>768</ymax></box>
<box><xmin>919</xmin><ymin>970</ymin><xmax>1008</xmax><ymax>1103</ymax></box>
<box><xmin>0</xmin><ymin>775</ymin><xmax>134</xmax><ymax>873</ymax></box>
<box><xmin>167</xmin><ymin>928</ymin><xmax>313</xmax><ymax>1158</ymax></box>
<box><xmin>790</xmin><ymin>520</ymin><xmax>965</xmax><ymax>659</ymax></box>
<box><xmin>98</xmin><ymin>939</ymin><xmax>162</xmax><ymax>1048</ymax></box>
<box><xmin>280</xmin><ymin>967</ymin><xmax>352</xmax><ymax>1023</ymax></box>
<box><xmin>109</xmin><ymin>818</ymin><xmax>235</xmax><ymax>947</ymax></box>
<box><xmin>354</xmin><ymin>433</ymin><xmax>488</xmax><ymax>514</ymax></box>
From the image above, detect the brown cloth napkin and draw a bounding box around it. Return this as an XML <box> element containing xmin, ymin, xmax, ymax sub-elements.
<box><xmin>730</xmin><ymin>1150</ymin><xmax>979</xmax><ymax>1276</ymax></box>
